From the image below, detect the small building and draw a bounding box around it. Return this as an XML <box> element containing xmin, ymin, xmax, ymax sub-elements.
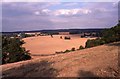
<box><xmin>58</xmin><ymin>32</ymin><xmax>70</xmax><ymax>35</ymax></box>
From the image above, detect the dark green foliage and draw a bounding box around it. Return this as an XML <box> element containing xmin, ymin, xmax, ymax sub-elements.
<box><xmin>55</xmin><ymin>51</ymin><xmax>64</xmax><ymax>54</ymax></box>
<box><xmin>64</xmin><ymin>49</ymin><xmax>71</xmax><ymax>53</ymax></box>
<box><xmin>2</xmin><ymin>36</ymin><xmax>31</xmax><ymax>64</ymax></box>
<box><xmin>101</xmin><ymin>21</ymin><xmax>120</xmax><ymax>43</ymax></box>
<box><xmin>85</xmin><ymin>20</ymin><xmax>120</xmax><ymax>48</ymax></box>
<box><xmin>85</xmin><ymin>38</ymin><xmax>105</xmax><ymax>48</ymax></box>
<box><xmin>71</xmin><ymin>47</ymin><xmax>75</xmax><ymax>51</ymax></box>
<box><xmin>56</xmin><ymin>47</ymin><xmax>76</xmax><ymax>54</ymax></box>
<box><xmin>24</xmin><ymin>34</ymin><xmax>34</xmax><ymax>38</ymax></box>
<box><xmin>64</xmin><ymin>36</ymin><xmax>71</xmax><ymax>40</ymax></box>
<box><xmin>21</xmin><ymin>33</ymin><xmax>34</xmax><ymax>38</ymax></box>
<box><xmin>79</xmin><ymin>45</ymin><xmax>84</xmax><ymax>50</ymax></box>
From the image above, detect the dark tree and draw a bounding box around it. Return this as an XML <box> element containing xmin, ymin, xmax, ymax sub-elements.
<box><xmin>2</xmin><ymin>36</ymin><xmax>31</xmax><ymax>64</ymax></box>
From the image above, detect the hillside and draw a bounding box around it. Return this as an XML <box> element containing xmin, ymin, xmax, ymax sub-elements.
<box><xmin>1</xmin><ymin>42</ymin><xmax>119</xmax><ymax>77</ymax></box>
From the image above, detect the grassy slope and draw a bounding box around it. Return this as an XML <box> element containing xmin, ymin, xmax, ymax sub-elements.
<box><xmin>1</xmin><ymin>42</ymin><xmax>119</xmax><ymax>77</ymax></box>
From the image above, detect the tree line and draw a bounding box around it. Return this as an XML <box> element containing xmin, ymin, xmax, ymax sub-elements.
<box><xmin>85</xmin><ymin>20</ymin><xmax>120</xmax><ymax>48</ymax></box>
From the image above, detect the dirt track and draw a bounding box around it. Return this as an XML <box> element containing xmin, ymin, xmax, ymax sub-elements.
<box><xmin>1</xmin><ymin>42</ymin><xmax>119</xmax><ymax>77</ymax></box>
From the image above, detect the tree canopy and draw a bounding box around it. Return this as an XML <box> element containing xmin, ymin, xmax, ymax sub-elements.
<box><xmin>2</xmin><ymin>36</ymin><xmax>31</xmax><ymax>64</ymax></box>
<box><xmin>85</xmin><ymin>20</ymin><xmax>120</xmax><ymax>48</ymax></box>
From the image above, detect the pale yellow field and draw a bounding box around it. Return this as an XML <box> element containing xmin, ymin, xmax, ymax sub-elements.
<box><xmin>23</xmin><ymin>34</ymin><xmax>95</xmax><ymax>55</ymax></box>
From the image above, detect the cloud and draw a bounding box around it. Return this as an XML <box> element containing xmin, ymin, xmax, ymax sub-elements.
<box><xmin>53</xmin><ymin>8</ymin><xmax>92</xmax><ymax>16</ymax></box>
<box><xmin>2</xmin><ymin>2</ymin><xmax>118</xmax><ymax>32</ymax></box>
<box><xmin>42</xmin><ymin>9</ymin><xmax>51</xmax><ymax>14</ymax></box>
<box><xmin>34</xmin><ymin>11</ymin><xmax>40</xmax><ymax>15</ymax></box>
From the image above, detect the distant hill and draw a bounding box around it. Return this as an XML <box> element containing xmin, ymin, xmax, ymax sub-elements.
<box><xmin>2</xmin><ymin>28</ymin><xmax>105</xmax><ymax>35</ymax></box>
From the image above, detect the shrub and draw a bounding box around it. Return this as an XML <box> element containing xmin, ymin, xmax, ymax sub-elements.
<box><xmin>55</xmin><ymin>51</ymin><xmax>64</xmax><ymax>54</ymax></box>
<box><xmin>79</xmin><ymin>45</ymin><xmax>84</xmax><ymax>50</ymax></box>
<box><xmin>64</xmin><ymin>36</ymin><xmax>71</xmax><ymax>40</ymax></box>
<box><xmin>85</xmin><ymin>38</ymin><xmax>105</xmax><ymax>48</ymax></box>
<box><xmin>2</xmin><ymin>36</ymin><xmax>31</xmax><ymax>64</ymax></box>
<box><xmin>71</xmin><ymin>47</ymin><xmax>75</xmax><ymax>51</ymax></box>
<box><xmin>64</xmin><ymin>49</ymin><xmax>71</xmax><ymax>53</ymax></box>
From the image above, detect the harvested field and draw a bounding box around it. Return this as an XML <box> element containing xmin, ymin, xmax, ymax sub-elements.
<box><xmin>23</xmin><ymin>34</ymin><xmax>95</xmax><ymax>56</ymax></box>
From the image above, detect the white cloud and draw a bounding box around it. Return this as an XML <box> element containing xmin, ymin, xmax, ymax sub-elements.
<box><xmin>54</xmin><ymin>9</ymin><xmax>71</xmax><ymax>16</ymax></box>
<box><xmin>42</xmin><ymin>9</ymin><xmax>51</xmax><ymax>14</ymax></box>
<box><xmin>82</xmin><ymin>9</ymin><xmax>92</xmax><ymax>14</ymax></box>
<box><xmin>34</xmin><ymin>11</ymin><xmax>40</xmax><ymax>15</ymax></box>
<box><xmin>33</xmin><ymin>8</ymin><xmax>92</xmax><ymax>16</ymax></box>
<box><xmin>54</xmin><ymin>9</ymin><xmax>92</xmax><ymax>16</ymax></box>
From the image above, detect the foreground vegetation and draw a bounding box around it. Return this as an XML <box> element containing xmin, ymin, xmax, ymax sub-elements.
<box><xmin>85</xmin><ymin>20</ymin><xmax>120</xmax><ymax>48</ymax></box>
<box><xmin>2</xmin><ymin>36</ymin><xmax>31</xmax><ymax>64</ymax></box>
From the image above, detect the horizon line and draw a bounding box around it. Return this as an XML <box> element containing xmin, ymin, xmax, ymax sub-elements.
<box><xmin>2</xmin><ymin>28</ymin><xmax>108</xmax><ymax>33</ymax></box>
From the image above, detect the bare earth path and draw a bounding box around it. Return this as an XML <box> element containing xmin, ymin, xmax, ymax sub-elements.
<box><xmin>1</xmin><ymin>42</ymin><xmax>119</xmax><ymax>77</ymax></box>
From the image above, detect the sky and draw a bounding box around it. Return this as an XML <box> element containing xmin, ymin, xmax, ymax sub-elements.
<box><xmin>2</xmin><ymin>1</ymin><xmax>119</xmax><ymax>32</ymax></box>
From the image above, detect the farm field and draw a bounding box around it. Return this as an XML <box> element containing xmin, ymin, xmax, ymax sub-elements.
<box><xmin>23</xmin><ymin>34</ymin><xmax>95</xmax><ymax>56</ymax></box>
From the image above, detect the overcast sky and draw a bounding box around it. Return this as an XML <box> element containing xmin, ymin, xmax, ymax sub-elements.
<box><xmin>2</xmin><ymin>2</ymin><xmax>118</xmax><ymax>32</ymax></box>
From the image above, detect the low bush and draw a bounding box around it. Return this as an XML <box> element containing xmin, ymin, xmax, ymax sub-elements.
<box><xmin>71</xmin><ymin>47</ymin><xmax>75</xmax><ymax>51</ymax></box>
<box><xmin>64</xmin><ymin>36</ymin><xmax>71</xmax><ymax>40</ymax></box>
<box><xmin>78</xmin><ymin>45</ymin><xmax>84</xmax><ymax>50</ymax></box>
<box><xmin>85</xmin><ymin>38</ymin><xmax>105</xmax><ymax>48</ymax></box>
<box><xmin>55</xmin><ymin>51</ymin><xmax>64</xmax><ymax>54</ymax></box>
<box><xmin>64</xmin><ymin>49</ymin><xmax>71</xmax><ymax>53</ymax></box>
<box><xmin>56</xmin><ymin>47</ymin><xmax>76</xmax><ymax>54</ymax></box>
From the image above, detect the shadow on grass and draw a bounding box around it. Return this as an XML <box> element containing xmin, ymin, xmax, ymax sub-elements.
<box><xmin>106</xmin><ymin>42</ymin><xmax>120</xmax><ymax>47</ymax></box>
<box><xmin>2</xmin><ymin>60</ymin><xmax>58</xmax><ymax>77</ymax></box>
<box><xmin>78</xmin><ymin>70</ymin><xmax>99</xmax><ymax>79</ymax></box>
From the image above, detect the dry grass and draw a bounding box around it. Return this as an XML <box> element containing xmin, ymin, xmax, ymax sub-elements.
<box><xmin>1</xmin><ymin>42</ymin><xmax>119</xmax><ymax>77</ymax></box>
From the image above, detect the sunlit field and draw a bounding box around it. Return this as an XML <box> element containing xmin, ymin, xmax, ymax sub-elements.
<box><xmin>23</xmin><ymin>34</ymin><xmax>95</xmax><ymax>55</ymax></box>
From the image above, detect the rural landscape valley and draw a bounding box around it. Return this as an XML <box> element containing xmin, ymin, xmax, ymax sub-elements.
<box><xmin>1</xmin><ymin>1</ymin><xmax>120</xmax><ymax>78</ymax></box>
<box><xmin>23</xmin><ymin>34</ymin><xmax>95</xmax><ymax>56</ymax></box>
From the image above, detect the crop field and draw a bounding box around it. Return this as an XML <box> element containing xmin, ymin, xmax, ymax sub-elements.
<box><xmin>23</xmin><ymin>34</ymin><xmax>95</xmax><ymax>56</ymax></box>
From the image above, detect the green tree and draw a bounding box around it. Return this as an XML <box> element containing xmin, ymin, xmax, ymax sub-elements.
<box><xmin>2</xmin><ymin>36</ymin><xmax>31</xmax><ymax>64</ymax></box>
<box><xmin>85</xmin><ymin>20</ymin><xmax>120</xmax><ymax>48</ymax></box>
